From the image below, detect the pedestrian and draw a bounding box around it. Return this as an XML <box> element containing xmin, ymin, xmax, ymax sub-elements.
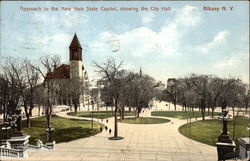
<box><xmin>109</xmin><ymin>129</ymin><xmax>112</xmax><ymax>134</ymax></box>
<box><xmin>106</xmin><ymin>119</ymin><xmax>108</xmax><ymax>123</ymax></box>
<box><xmin>105</xmin><ymin>126</ymin><xmax>108</xmax><ymax>131</ymax></box>
<box><xmin>100</xmin><ymin>127</ymin><xmax>103</xmax><ymax>132</ymax></box>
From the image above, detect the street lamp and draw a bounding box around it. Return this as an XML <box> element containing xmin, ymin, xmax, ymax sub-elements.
<box><xmin>15</xmin><ymin>106</ymin><xmax>22</xmax><ymax>133</ymax></box>
<box><xmin>46</xmin><ymin>126</ymin><xmax>55</xmax><ymax>142</ymax></box>
<box><xmin>91</xmin><ymin>97</ymin><xmax>94</xmax><ymax>129</ymax></box>
<box><xmin>216</xmin><ymin>99</ymin><xmax>235</xmax><ymax>161</ymax></box>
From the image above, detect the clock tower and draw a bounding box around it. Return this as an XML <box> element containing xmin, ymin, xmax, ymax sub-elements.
<box><xmin>69</xmin><ymin>33</ymin><xmax>83</xmax><ymax>79</ymax></box>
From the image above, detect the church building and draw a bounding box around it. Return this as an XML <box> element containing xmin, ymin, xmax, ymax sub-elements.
<box><xmin>46</xmin><ymin>33</ymin><xmax>90</xmax><ymax>107</ymax></box>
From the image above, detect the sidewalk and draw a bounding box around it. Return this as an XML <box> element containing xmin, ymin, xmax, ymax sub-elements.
<box><xmin>3</xmin><ymin>103</ymin><xmax>217</xmax><ymax>161</ymax></box>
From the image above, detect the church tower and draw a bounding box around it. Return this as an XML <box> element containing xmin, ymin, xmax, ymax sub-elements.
<box><xmin>69</xmin><ymin>33</ymin><xmax>83</xmax><ymax>79</ymax></box>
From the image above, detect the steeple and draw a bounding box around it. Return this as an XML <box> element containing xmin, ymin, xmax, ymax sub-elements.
<box><xmin>139</xmin><ymin>67</ymin><xmax>142</xmax><ymax>77</ymax></box>
<box><xmin>69</xmin><ymin>33</ymin><xmax>82</xmax><ymax>49</ymax></box>
<box><xmin>69</xmin><ymin>33</ymin><xmax>82</xmax><ymax>61</ymax></box>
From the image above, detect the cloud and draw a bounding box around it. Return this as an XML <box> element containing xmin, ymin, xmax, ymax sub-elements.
<box><xmin>199</xmin><ymin>31</ymin><xmax>230</xmax><ymax>54</ymax></box>
<box><xmin>141</xmin><ymin>13</ymin><xmax>155</xmax><ymax>25</ymax></box>
<box><xmin>214</xmin><ymin>52</ymin><xmax>249</xmax><ymax>83</ymax></box>
<box><xmin>217</xmin><ymin>52</ymin><xmax>248</xmax><ymax>68</ymax></box>
<box><xmin>90</xmin><ymin>5</ymin><xmax>201</xmax><ymax>58</ymax></box>
<box><xmin>174</xmin><ymin>5</ymin><xmax>201</xmax><ymax>26</ymax></box>
<box><xmin>30</xmin><ymin>33</ymin><xmax>72</xmax><ymax>62</ymax></box>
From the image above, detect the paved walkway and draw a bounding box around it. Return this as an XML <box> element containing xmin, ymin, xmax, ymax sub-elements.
<box><xmin>4</xmin><ymin>102</ymin><xmax>218</xmax><ymax>161</ymax></box>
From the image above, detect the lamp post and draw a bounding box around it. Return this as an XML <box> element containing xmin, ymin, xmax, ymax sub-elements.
<box><xmin>216</xmin><ymin>99</ymin><xmax>235</xmax><ymax>161</ymax></box>
<box><xmin>222</xmin><ymin>107</ymin><xmax>228</xmax><ymax>135</ymax></box>
<box><xmin>91</xmin><ymin>97</ymin><xmax>94</xmax><ymax>129</ymax></box>
<box><xmin>16</xmin><ymin>106</ymin><xmax>22</xmax><ymax>133</ymax></box>
<box><xmin>46</xmin><ymin>126</ymin><xmax>55</xmax><ymax>142</ymax></box>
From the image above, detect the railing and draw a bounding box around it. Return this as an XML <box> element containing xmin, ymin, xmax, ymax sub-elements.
<box><xmin>0</xmin><ymin>143</ymin><xmax>54</xmax><ymax>158</ymax></box>
<box><xmin>27</xmin><ymin>144</ymin><xmax>41</xmax><ymax>151</ymax></box>
<box><xmin>27</xmin><ymin>144</ymin><xmax>52</xmax><ymax>151</ymax></box>
<box><xmin>0</xmin><ymin>147</ymin><xmax>20</xmax><ymax>158</ymax></box>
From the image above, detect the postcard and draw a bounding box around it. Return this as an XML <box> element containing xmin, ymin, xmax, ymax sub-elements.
<box><xmin>0</xmin><ymin>1</ymin><xmax>249</xmax><ymax>161</ymax></box>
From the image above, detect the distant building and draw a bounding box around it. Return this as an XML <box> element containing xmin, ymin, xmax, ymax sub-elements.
<box><xmin>167</xmin><ymin>78</ymin><xmax>176</xmax><ymax>87</ymax></box>
<box><xmin>45</xmin><ymin>33</ymin><xmax>90</xmax><ymax>107</ymax></box>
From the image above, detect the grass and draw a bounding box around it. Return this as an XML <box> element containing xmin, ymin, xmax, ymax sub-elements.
<box><xmin>178</xmin><ymin>116</ymin><xmax>249</xmax><ymax>149</ymax></box>
<box><xmin>67</xmin><ymin>110</ymin><xmax>134</xmax><ymax>119</ymax></box>
<box><xmin>151</xmin><ymin>111</ymin><xmax>220</xmax><ymax>119</ymax></box>
<box><xmin>120</xmin><ymin>117</ymin><xmax>171</xmax><ymax>124</ymax></box>
<box><xmin>0</xmin><ymin>115</ymin><xmax>104</xmax><ymax>145</ymax></box>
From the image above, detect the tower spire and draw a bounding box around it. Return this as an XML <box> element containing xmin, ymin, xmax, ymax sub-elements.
<box><xmin>70</xmin><ymin>33</ymin><xmax>82</xmax><ymax>49</ymax></box>
<box><xmin>139</xmin><ymin>66</ymin><xmax>142</xmax><ymax>77</ymax></box>
<box><xmin>69</xmin><ymin>33</ymin><xmax>82</xmax><ymax>61</ymax></box>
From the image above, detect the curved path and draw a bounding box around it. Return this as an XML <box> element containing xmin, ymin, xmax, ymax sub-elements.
<box><xmin>6</xmin><ymin>104</ymin><xmax>217</xmax><ymax>161</ymax></box>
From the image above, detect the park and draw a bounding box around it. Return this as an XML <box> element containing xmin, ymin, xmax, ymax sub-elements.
<box><xmin>0</xmin><ymin>47</ymin><xmax>249</xmax><ymax>160</ymax></box>
<box><xmin>0</xmin><ymin>1</ymin><xmax>249</xmax><ymax>160</ymax></box>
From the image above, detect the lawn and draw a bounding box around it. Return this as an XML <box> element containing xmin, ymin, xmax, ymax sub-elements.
<box><xmin>67</xmin><ymin>110</ymin><xmax>134</xmax><ymax>119</ymax></box>
<box><xmin>178</xmin><ymin>116</ymin><xmax>249</xmax><ymax>149</ymax></box>
<box><xmin>0</xmin><ymin>115</ymin><xmax>104</xmax><ymax>145</ymax></box>
<box><xmin>151</xmin><ymin>111</ymin><xmax>220</xmax><ymax>119</ymax></box>
<box><xmin>120</xmin><ymin>117</ymin><xmax>171</xmax><ymax>124</ymax></box>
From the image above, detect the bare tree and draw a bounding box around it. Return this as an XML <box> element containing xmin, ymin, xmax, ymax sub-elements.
<box><xmin>127</xmin><ymin>73</ymin><xmax>158</xmax><ymax>118</ymax></box>
<box><xmin>67</xmin><ymin>78</ymin><xmax>85</xmax><ymax>114</ymax></box>
<box><xmin>19</xmin><ymin>59</ymin><xmax>40</xmax><ymax>128</ymax></box>
<box><xmin>94</xmin><ymin>59</ymin><xmax>132</xmax><ymax>138</ymax></box>
<box><xmin>32</xmin><ymin>55</ymin><xmax>61</xmax><ymax>141</ymax></box>
<box><xmin>0</xmin><ymin>58</ymin><xmax>24</xmax><ymax>135</ymax></box>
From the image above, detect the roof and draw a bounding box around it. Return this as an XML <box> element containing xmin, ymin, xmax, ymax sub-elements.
<box><xmin>69</xmin><ymin>33</ymin><xmax>82</xmax><ymax>49</ymax></box>
<box><xmin>45</xmin><ymin>64</ymin><xmax>70</xmax><ymax>79</ymax></box>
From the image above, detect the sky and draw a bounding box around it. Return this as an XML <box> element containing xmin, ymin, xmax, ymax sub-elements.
<box><xmin>0</xmin><ymin>1</ymin><xmax>249</xmax><ymax>84</ymax></box>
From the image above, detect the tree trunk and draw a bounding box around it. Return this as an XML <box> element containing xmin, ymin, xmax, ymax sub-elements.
<box><xmin>232</xmin><ymin>120</ymin><xmax>236</xmax><ymax>140</ymax></box>
<box><xmin>29</xmin><ymin>107</ymin><xmax>33</xmax><ymax>117</ymax></box>
<box><xmin>202</xmin><ymin>108</ymin><xmax>205</xmax><ymax>120</ymax></box>
<box><xmin>121</xmin><ymin>107</ymin><xmax>124</xmax><ymax>119</ymax></box>
<box><xmin>246</xmin><ymin>103</ymin><xmax>248</xmax><ymax>115</ymax></box>
<box><xmin>26</xmin><ymin>115</ymin><xmax>31</xmax><ymax>128</ymax></box>
<box><xmin>38</xmin><ymin>105</ymin><xmax>41</xmax><ymax>117</ymax></box>
<box><xmin>74</xmin><ymin>104</ymin><xmax>78</xmax><ymax>114</ymax></box>
<box><xmin>114</xmin><ymin>99</ymin><xmax>118</xmax><ymax>138</ymax></box>
<box><xmin>46</xmin><ymin>106</ymin><xmax>52</xmax><ymax>142</ymax></box>
<box><xmin>119</xmin><ymin>109</ymin><xmax>122</xmax><ymax>120</ymax></box>
<box><xmin>192</xmin><ymin>106</ymin><xmax>194</xmax><ymax>118</ymax></box>
<box><xmin>211</xmin><ymin>107</ymin><xmax>215</xmax><ymax>118</ymax></box>
<box><xmin>24</xmin><ymin>103</ymin><xmax>31</xmax><ymax>128</ymax></box>
<box><xmin>136</xmin><ymin>108</ymin><xmax>141</xmax><ymax>118</ymax></box>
